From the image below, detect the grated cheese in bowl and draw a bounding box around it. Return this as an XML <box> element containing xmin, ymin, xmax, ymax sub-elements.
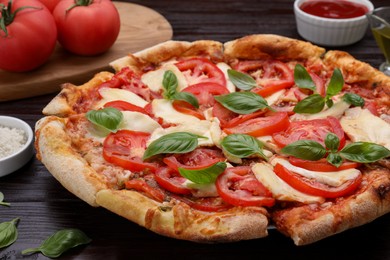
<box><xmin>0</xmin><ymin>125</ymin><xmax>27</xmax><ymax>159</ymax></box>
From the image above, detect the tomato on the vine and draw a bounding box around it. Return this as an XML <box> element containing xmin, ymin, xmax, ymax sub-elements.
<box><xmin>53</xmin><ymin>0</ymin><xmax>120</xmax><ymax>56</ymax></box>
<box><xmin>0</xmin><ymin>0</ymin><xmax>57</xmax><ymax>72</ymax></box>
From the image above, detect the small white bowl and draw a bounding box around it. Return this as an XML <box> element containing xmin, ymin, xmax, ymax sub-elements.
<box><xmin>0</xmin><ymin>116</ymin><xmax>34</xmax><ymax>177</ymax></box>
<box><xmin>294</xmin><ymin>0</ymin><xmax>374</xmax><ymax>47</ymax></box>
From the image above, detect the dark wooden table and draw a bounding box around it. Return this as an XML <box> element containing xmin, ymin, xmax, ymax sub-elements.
<box><xmin>1</xmin><ymin>0</ymin><xmax>390</xmax><ymax>259</ymax></box>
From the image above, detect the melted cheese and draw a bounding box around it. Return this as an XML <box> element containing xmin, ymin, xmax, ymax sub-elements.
<box><xmin>216</xmin><ymin>62</ymin><xmax>236</xmax><ymax>93</ymax></box>
<box><xmin>270</xmin><ymin>157</ymin><xmax>361</xmax><ymax>187</ymax></box>
<box><xmin>291</xmin><ymin>100</ymin><xmax>350</xmax><ymax>121</ymax></box>
<box><xmin>151</xmin><ymin>99</ymin><xmax>202</xmax><ymax>125</ymax></box>
<box><xmin>265</xmin><ymin>89</ymin><xmax>286</xmax><ymax>106</ymax></box>
<box><xmin>340</xmin><ymin>107</ymin><xmax>390</xmax><ymax>150</ymax></box>
<box><xmin>120</xmin><ymin>111</ymin><xmax>162</xmax><ymax>133</ymax></box>
<box><xmin>252</xmin><ymin>162</ymin><xmax>324</xmax><ymax>204</ymax></box>
<box><xmin>183</xmin><ymin>180</ymin><xmax>219</xmax><ymax>197</ymax></box>
<box><xmin>95</xmin><ymin>88</ymin><xmax>149</xmax><ymax>109</ymax></box>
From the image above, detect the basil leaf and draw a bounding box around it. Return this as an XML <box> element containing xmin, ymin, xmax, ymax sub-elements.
<box><xmin>327</xmin><ymin>153</ymin><xmax>343</xmax><ymax>168</ymax></box>
<box><xmin>179</xmin><ymin>162</ymin><xmax>227</xmax><ymax>184</ymax></box>
<box><xmin>340</xmin><ymin>142</ymin><xmax>390</xmax><ymax>163</ymax></box>
<box><xmin>215</xmin><ymin>92</ymin><xmax>269</xmax><ymax>114</ymax></box>
<box><xmin>172</xmin><ymin>92</ymin><xmax>199</xmax><ymax>108</ymax></box>
<box><xmin>326</xmin><ymin>68</ymin><xmax>344</xmax><ymax>97</ymax></box>
<box><xmin>326</xmin><ymin>98</ymin><xmax>334</xmax><ymax>108</ymax></box>
<box><xmin>281</xmin><ymin>140</ymin><xmax>326</xmax><ymax>160</ymax></box>
<box><xmin>343</xmin><ymin>93</ymin><xmax>365</xmax><ymax>107</ymax></box>
<box><xmin>0</xmin><ymin>192</ymin><xmax>10</xmax><ymax>207</ymax></box>
<box><xmin>86</xmin><ymin>107</ymin><xmax>123</xmax><ymax>132</ymax></box>
<box><xmin>163</xmin><ymin>70</ymin><xmax>178</xmax><ymax>98</ymax></box>
<box><xmin>227</xmin><ymin>69</ymin><xmax>257</xmax><ymax>90</ymax></box>
<box><xmin>221</xmin><ymin>134</ymin><xmax>268</xmax><ymax>160</ymax></box>
<box><xmin>293</xmin><ymin>94</ymin><xmax>325</xmax><ymax>114</ymax></box>
<box><xmin>0</xmin><ymin>218</ymin><xmax>19</xmax><ymax>249</ymax></box>
<box><xmin>325</xmin><ymin>133</ymin><xmax>340</xmax><ymax>152</ymax></box>
<box><xmin>294</xmin><ymin>64</ymin><xmax>316</xmax><ymax>91</ymax></box>
<box><xmin>143</xmin><ymin>132</ymin><xmax>205</xmax><ymax>160</ymax></box>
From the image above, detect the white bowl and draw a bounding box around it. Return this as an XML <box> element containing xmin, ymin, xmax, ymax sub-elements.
<box><xmin>0</xmin><ymin>116</ymin><xmax>34</xmax><ymax>177</ymax></box>
<box><xmin>294</xmin><ymin>0</ymin><xmax>374</xmax><ymax>47</ymax></box>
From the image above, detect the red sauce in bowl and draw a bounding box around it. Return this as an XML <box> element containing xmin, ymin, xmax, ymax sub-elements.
<box><xmin>300</xmin><ymin>0</ymin><xmax>369</xmax><ymax>19</ymax></box>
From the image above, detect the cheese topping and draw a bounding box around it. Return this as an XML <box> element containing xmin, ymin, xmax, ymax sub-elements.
<box><xmin>120</xmin><ymin>111</ymin><xmax>162</xmax><ymax>133</ymax></box>
<box><xmin>95</xmin><ymin>88</ymin><xmax>149</xmax><ymax>109</ymax></box>
<box><xmin>183</xmin><ymin>180</ymin><xmax>219</xmax><ymax>197</ymax></box>
<box><xmin>216</xmin><ymin>62</ymin><xmax>236</xmax><ymax>93</ymax></box>
<box><xmin>151</xmin><ymin>99</ymin><xmax>202</xmax><ymax>125</ymax></box>
<box><xmin>271</xmin><ymin>157</ymin><xmax>361</xmax><ymax>187</ymax></box>
<box><xmin>252</xmin><ymin>162</ymin><xmax>324</xmax><ymax>204</ymax></box>
<box><xmin>340</xmin><ymin>107</ymin><xmax>390</xmax><ymax>150</ymax></box>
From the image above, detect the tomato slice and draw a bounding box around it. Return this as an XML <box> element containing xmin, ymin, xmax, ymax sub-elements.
<box><xmin>211</xmin><ymin>102</ymin><xmax>238</xmax><ymax>127</ymax></box>
<box><xmin>125</xmin><ymin>178</ymin><xmax>165</xmax><ymax>202</ymax></box>
<box><xmin>223</xmin><ymin>112</ymin><xmax>290</xmax><ymax>137</ymax></box>
<box><xmin>216</xmin><ymin>166</ymin><xmax>275</xmax><ymax>207</ymax></box>
<box><xmin>172</xmin><ymin>100</ymin><xmax>205</xmax><ymax>120</ymax></box>
<box><xmin>103</xmin><ymin>100</ymin><xmax>148</xmax><ymax>114</ymax></box>
<box><xmin>175</xmin><ymin>57</ymin><xmax>227</xmax><ymax>87</ymax></box>
<box><xmin>155</xmin><ymin>167</ymin><xmax>192</xmax><ymax>195</ymax></box>
<box><xmin>288</xmin><ymin>157</ymin><xmax>361</xmax><ymax>172</ymax></box>
<box><xmin>163</xmin><ymin>148</ymin><xmax>225</xmax><ymax>172</ymax></box>
<box><xmin>172</xmin><ymin>195</ymin><xmax>233</xmax><ymax>212</ymax></box>
<box><xmin>103</xmin><ymin>130</ymin><xmax>158</xmax><ymax>173</ymax></box>
<box><xmin>235</xmin><ymin>60</ymin><xmax>294</xmax><ymax>97</ymax></box>
<box><xmin>272</xmin><ymin>116</ymin><xmax>346</xmax><ymax>148</ymax></box>
<box><xmin>273</xmin><ymin>163</ymin><xmax>362</xmax><ymax>198</ymax></box>
<box><xmin>181</xmin><ymin>82</ymin><xmax>229</xmax><ymax>108</ymax></box>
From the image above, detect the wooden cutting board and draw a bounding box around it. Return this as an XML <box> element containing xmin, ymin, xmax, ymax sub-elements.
<box><xmin>0</xmin><ymin>1</ymin><xmax>173</xmax><ymax>102</ymax></box>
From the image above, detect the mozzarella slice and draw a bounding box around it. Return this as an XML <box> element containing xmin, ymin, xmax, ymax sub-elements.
<box><xmin>340</xmin><ymin>107</ymin><xmax>390</xmax><ymax>150</ymax></box>
<box><xmin>216</xmin><ymin>62</ymin><xmax>236</xmax><ymax>93</ymax></box>
<box><xmin>270</xmin><ymin>157</ymin><xmax>361</xmax><ymax>187</ymax></box>
<box><xmin>95</xmin><ymin>88</ymin><xmax>149</xmax><ymax>109</ymax></box>
<box><xmin>120</xmin><ymin>111</ymin><xmax>162</xmax><ymax>133</ymax></box>
<box><xmin>183</xmin><ymin>180</ymin><xmax>219</xmax><ymax>197</ymax></box>
<box><xmin>265</xmin><ymin>89</ymin><xmax>286</xmax><ymax>106</ymax></box>
<box><xmin>291</xmin><ymin>100</ymin><xmax>350</xmax><ymax>121</ymax></box>
<box><xmin>252</xmin><ymin>162</ymin><xmax>324</xmax><ymax>204</ymax></box>
<box><xmin>141</xmin><ymin>62</ymin><xmax>188</xmax><ymax>92</ymax></box>
<box><xmin>151</xmin><ymin>99</ymin><xmax>201</xmax><ymax>125</ymax></box>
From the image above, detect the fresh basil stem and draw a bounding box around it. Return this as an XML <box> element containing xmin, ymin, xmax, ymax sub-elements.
<box><xmin>215</xmin><ymin>92</ymin><xmax>271</xmax><ymax>114</ymax></box>
<box><xmin>21</xmin><ymin>229</ymin><xmax>92</xmax><ymax>258</ymax></box>
<box><xmin>179</xmin><ymin>162</ymin><xmax>227</xmax><ymax>184</ymax></box>
<box><xmin>143</xmin><ymin>132</ymin><xmax>206</xmax><ymax>160</ymax></box>
<box><xmin>0</xmin><ymin>192</ymin><xmax>10</xmax><ymax>207</ymax></box>
<box><xmin>86</xmin><ymin>107</ymin><xmax>123</xmax><ymax>132</ymax></box>
<box><xmin>221</xmin><ymin>134</ymin><xmax>268</xmax><ymax>160</ymax></box>
<box><xmin>0</xmin><ymin>218</ymin><xmax>19</xmax><ymax>249</ymax></box>
<box><xmin>227</xmin><ymin>69</ymin><xmax>257</xmax><ymax>90</ymax></box>
<box><xmin>163</xmin><ymin>70</ymin><xmax>199</xmax><ymax>108</ymax></box>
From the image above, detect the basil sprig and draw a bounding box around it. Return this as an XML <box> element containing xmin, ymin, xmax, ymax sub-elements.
<box><xmin>22</xmin><ymin>229</ymin><xmax>92</xmax><ymax>258</ymax></box>
<box><xmin>281</xmin><ymin>133</ymin><xmax>390</xmax><ymax>167</ymax></box>
<box><xmin>179</xmin><ymin>162</ymin><xmax>227</xmax><ymax>184</ymax></box>
<box><xmin>143</xmin><ymin>132</ymin><xmax>206</xmax><ymax>160</ymax></box>
<box><xmin>294</xmin><ymin>64</ymin><xmax>317</xmax><ymax>91</ymax></box>
<box><xmin>86</xmin><ymin>107</ymin><xmax>123</xmax><ymax>132</ymax></box>
<box><xmin>227</xmin><ymin>69</ymin><xmax>257</xmax><ymax>90</ymax></box>
<box><xmin>215</xmin><ymin>92</ymin><xmax>271</xmax><ymax>114</ymax></box>
<box><xmin>342</xmin><ymin>92</ymin><xmax>365</xmax><ymax>107</ymax></box>
<box><xmin>0</xmin><ymin>192</ymin><xmax>10</xmax><ymax>207</ymax></box>
<box><xmin>0</xmin><ymin>218</ymin><xmax>19</xmax><ymax>249</ymax></box>
<box><xmin>221</xmin><ymin>134</ymin><xmax>268</xmax><ymax>160</ymax></box>
<box><xmin>163</xmin><ymin>70</ymin><xmax>199</xmax><ymax>108</ymax></box>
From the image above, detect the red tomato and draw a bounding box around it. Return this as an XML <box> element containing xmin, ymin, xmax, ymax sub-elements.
<box><xmin>154</xmin><ymin>167</ymin><xmax>192</xmax><ymax>195</ymax></box>
<box><xmin>273</xmin><ymin>163</ymin><xmax>362</xmax><ymax>198</ymax></box>
<box><xmin>172</xmin><ymin>100</ymin><xmax>205</xmax><ymax>120</ymax></box>
<box><xmin>181</xmin><ymin>82</ymin><xmax>230</xmax><ymax>109</ymax></box>
<box><xmin>103</xmin><ymin>130</ymin><xmax>159</xmax><ymax>173</ymax></box>
<box><xmin>224</xmin><ymin>112</ymin><xmax>290</xmax><ymax>137</ymax></box>
<box><xmin>163</xmin><ymin>148</ymin><xmax>225</xmax><ymax>172</ymax></box>
<box><xmin>103</xmin><ymin>100</ymin><xmax>148</xmax><ymax>114</ymax></box>
<box><xmin>216</xmin><ymin>166</ymin><xmax>275</xmax><ymax>207</ymax></box>
<box><xmin>272</xmin><ymin>116</ymin><xmax>346</xmax><ymax>148</ymax></box>
<box><xmin>125</xmin><ymin>178</ymin><xmax>165</xmax><ymax>202</ymax></box>
<box><xmin>0</xmin><ymin>0</ymin><xmax>57</xmax><ymax>72</ymax></box>
<box><xmin>53</xmin><ymin>0</ymin><xmax>120</xmax><ymax>56</ymax></box>
<box><xmin>288</xmin><ymin>157</ymin><xmax>361</xmax><ymax>172</ymax></box>
<box><xmin>175</xmin><ymin>57</ymin><xmax>227</xmax><ymax>87</ymax></box>
<box><xmin>235</xmin><ymin>60</ymin><xmax>294</xmax><ymax>97</ymax></box>
<box><xmin>37</xmin><ymin>0</ymin><xmax>61</xmax><ymax>12</ymax></box>
<box><xmin>294</xmin><ymin>72</ymin><xmax>325</xmax><ymax>99</ymax></box>
<box><xmin>211</xmin><ymin>102</ymin><xmax>238</xmax><ymax>127</ymax></box>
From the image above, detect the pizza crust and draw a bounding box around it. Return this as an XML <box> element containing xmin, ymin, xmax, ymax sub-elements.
<box><xmin>272</xmin><ymin>167</ymin><xmax>390</xmax><ymax>246</ymax></box>
<box><xmin>96</xmin><ymin>189</ymin><xmax>270</xmax><ymax>243</ymax></box>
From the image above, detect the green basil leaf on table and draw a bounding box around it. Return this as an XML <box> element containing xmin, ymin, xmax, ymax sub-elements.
<box><xmin>343</xmin><ymin>93</ymin><xmax>365</xmax><ymax>107</ymax></box>
<box><xmin>21</xmin><ymin>228</ymin><xmax>92</xmax><ymax>258</ymax></box>
<box><xmin>227</xmin><ymin>69</ymin><xmax>257</xmax><ymax>90</ymax></box>
<box><xmin>179</xmin><ymin>162</ymin><xmax>227</xmax><ymax>184</ymax></box>
<box><xmin>294</xmin><ymin>64</ymin><xmax>316</xmax><ymax>91</ymax></box>
<box><xmin>143</xmin><ymin>132</ymin><xmax>206</xmax><ymax>160</ymax></box>
<box><xmin>281</xmin><ymin>140</ymin><xmax>327</xmax><ymax>161</ymax></box>
<box><xmin>215</xmin><ymin>92</ymin><xmax>270</xmax><ymax>114</ymax></box>
<box><xmin>0</xmin><ymin>191</ymin><xmax>10</xmax><ymax>207</ymax></box>
<box><xmin>293</xmin><ymin>94</ymin><xmax>325</xmax><ymax>114</ymax></box>
<box><xmin>340</xmin><ymin>142</ymin><xmax>390</xmax><ymax>163</ymax></box>
<box><xmin>0</xmin><ymin>218</ymin><xmax>19</xmax><ymax>249</ymax></box>
<box><xmin>326</xmin><ymin>68</ymin><xmax>344</xmax><ymax>97</ymax></box>
<box><xmin>221</xmin><ymin>133</ymin><xmax>268</xmax><ymax>160</ymax></box>
<box><xmin>86</xmin><ymin>107</ymin><xmax>123</xmax><ymax>132</ymax></box>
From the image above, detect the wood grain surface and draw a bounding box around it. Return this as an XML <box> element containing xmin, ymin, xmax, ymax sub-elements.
<box><xmin>0</xmin><ymin>0</ymin><xmax>389</xmax><ymax>259</ymax></box>
<box><xmin>0</xmin><ymin>1</ymin><xmax>172</xmax><ymax>102</ymax></box>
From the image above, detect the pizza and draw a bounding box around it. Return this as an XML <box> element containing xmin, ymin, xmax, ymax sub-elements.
<box><xmin>34</xmin><ymin>34</ymin><xmax>390</xmax><ymax>246</ymax></box>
